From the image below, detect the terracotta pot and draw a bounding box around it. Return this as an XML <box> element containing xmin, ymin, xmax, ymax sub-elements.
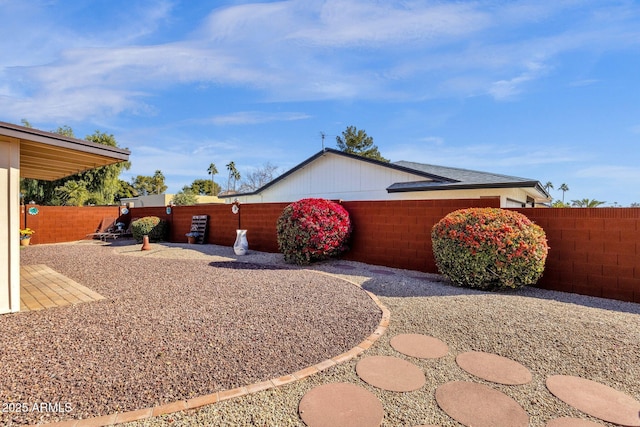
<box><xmin>187</xmin><ymin>236</ymin><xmax>196</xmax><ymax>244</ymax></box>
<box><xmin>141</xmin><ymin>235</ymin><xmax>152</xmax><ymax>251</ymax></box>
<box><xmin>20</xmin><ymin>238</ymin><xmax>31</xmax><ymax>246</ymax></box>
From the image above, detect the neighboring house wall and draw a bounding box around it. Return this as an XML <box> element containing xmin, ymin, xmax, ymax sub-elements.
<box><xmin>235</xmin><ymin>153</ymin><xmax>430</xmax><ymax>203</ymax></box>
<box><xmin>120</xmin><ymin>194</ymin><xmax>172</xmax><ymax>207</ymax></box>
<box><xmin>230</xmin><ymin>151</ymin><xmax>546</xmax><ymax>207</ymax></box>
<box><xmin>121</xmin><ymin>194</ymin><xmax>223</xmax><ymax>207</ymax></box>
<box><xmin>195</xmin><ymin>195</ymin><xmax>223</xmax><ymax>204</ymax></box>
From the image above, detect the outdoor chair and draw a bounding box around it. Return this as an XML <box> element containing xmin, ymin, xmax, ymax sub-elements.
<box><xmin>85</xmin><ymin>217</ymin><xmax>117</xmax><ymax>240</ymax></box>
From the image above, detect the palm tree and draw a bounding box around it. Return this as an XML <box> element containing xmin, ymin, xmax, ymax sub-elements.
<box><xmin>571</xmin><ymin>198</ymin><xmax>606</xmax><ymax>207</ymax></box>
<box><xmin>559</xmin><ymin>183</ymin><xmax>569</xmax><ymax>202</ymax></box>
<box><xmin>232</xmin><ymin>170</ymin><xmax>241</xmax><ymax>192</ymax></box>
<box><xmin>226</xmin><ymin>161</ymin><xmax>241</xmax><ymax>193</ymax></box>
<box><xmin>207</xmin><ymin>163</ymin><xmax>218</xmax><ymax>196</ymax></box>
<box><xmin>543</xmin><ymin>181</ymin><xmax>554</xmax><ymax>192</ymax></box>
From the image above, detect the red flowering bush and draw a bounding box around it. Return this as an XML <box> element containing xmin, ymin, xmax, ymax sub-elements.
<box><xmin>277</xmin><ymin>198</ymin><xmax>352</xmax><ymax>265</ymax></box>
<box><xmin>431</xmin><ymin>208</ymin><xmax>548</xmax><ymax>290</ymax></box>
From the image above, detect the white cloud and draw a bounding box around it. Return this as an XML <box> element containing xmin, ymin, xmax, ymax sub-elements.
<box><xmin>488</xmin><ymin>61</ymin><xmax>549</xmax><ymax>100</ymax></box>
<box><xmin>206</xmin><ymin>111</ymin><xmax>311</xmax><ymax>126</ymax></box>
<box><xmin>387</xmin><ymin>142</ymin><xmax>586</xmax><ymax>170</ymax></box>
<box><xmin>419</xmin><ymin>136</ymin><xmax>445</xmax><ymax>145</ymax></box>
<box><xmin>2</xmin><ymin>0</ymin><xmax>640</xmax><ymax>122</ymax></box>
<box><xmin>287</xmin><ymin>0</ymin><xmax>491</xmax><ymax>47</ymax></box>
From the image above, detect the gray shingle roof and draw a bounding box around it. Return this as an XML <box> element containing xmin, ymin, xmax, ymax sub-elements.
<box><xmin>392</xmin><ymin>160</ymin><xmax>539</xmax><ymax>185</ymax></box>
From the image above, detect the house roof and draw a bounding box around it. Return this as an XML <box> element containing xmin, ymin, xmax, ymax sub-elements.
<box><xmin>220</xmin><ymin>148</ymin><xmax>455</xmax><ymax>198</ymax></box>
<box><xmin>220</xmin><ymin>147</ymin><xmax>550</xmax><ymax>200</ymax></box>
<box><xmin>0</xmin><ymin>121</ymin><xmax>130</xmax><ymax>181</ymax></box>
<box><xmin>388</xmin><ymin>160</ymin><xmax>550</xmax><ymax>198</ymax></box>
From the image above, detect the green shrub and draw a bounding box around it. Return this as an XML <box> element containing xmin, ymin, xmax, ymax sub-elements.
<box><xmin>276</xmin><ymin>198</ymin><xmax>352</xmax><ymax>265</ymax></box>
<box><xmin>131</xmin><ymin>216</ymin><xmax>167</xmax><ymax>243</ymax></box>
<box><xmin>431</xmin><ymin>208</ymin><xmax>548</xmax><ymax>290</ymax></box>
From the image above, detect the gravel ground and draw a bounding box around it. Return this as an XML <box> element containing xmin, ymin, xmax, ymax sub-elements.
<box><xmin>4</xmin><ymin>240</ymin><xmax>640</xmax><ymax>426</ymax></box>
<box><xmin>2</xmin><ymin>241</ymin><xmax>380</xmax><ymax>425</ymax></box>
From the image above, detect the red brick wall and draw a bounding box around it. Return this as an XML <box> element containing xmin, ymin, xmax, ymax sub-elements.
<box><xmin>21</xmin><ymin>202</ymin><xmax>640</xmax><ymax>303</ymax></box>
<box><xmin>342</xmin><ymin>198</ymin><xmax>501</xmax><ymax>272</ymax></box>
<box><xmin>240</xmin><ymin>203</ymin><xmax>289</xmax><ymax>253</ymax></box>
<box><xmin>165</xmin><ymin>204</ymin><xmax>238</xmax><ymax>246</ymax></box>
<box><xmin>20</xmin><ymin>205</ymin><xmax>122</xmax><ymax>244</ymax></box>
<box><xmin>511</xmin><ymin>207</ymin><xmax>640</xmax><ymax>303</ymax></box>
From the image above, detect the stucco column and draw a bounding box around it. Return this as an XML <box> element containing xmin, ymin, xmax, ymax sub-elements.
<box><xmin>0</xmin><ymin>136</ymin><xmax>20</xmax><ymax>313</ymax></box>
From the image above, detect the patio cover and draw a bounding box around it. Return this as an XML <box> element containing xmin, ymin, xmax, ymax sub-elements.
<box><xmin>0</xmin><ymin>121</ymin><xmax>130</xmax><ymax>180</ymax></box>
<box><xmin>0</xmin><ymin>121</ymin><xmax>130</xmax><ymax>314</ymax></box>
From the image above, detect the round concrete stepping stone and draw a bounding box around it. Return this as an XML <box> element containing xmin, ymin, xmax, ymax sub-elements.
<box><xmin>356</xmin><ymin>355</ymin><xmax>425</xmax><ymax>392</ymax></box>
<box><xmin>546</xmin><ymin>375</ymin><xmax>640</xmax><ymax>426</ymax></box>
<box><xmin>390</xmin><ymin>334</ymin><xmax>449</xmax><ymax>359</ymax></box>
<box><xmin>456</xmin><ymin>351</ymin><xmax>532</xmax><ymax>385</ymax></box>
<box><xmin>435</xmin><ymin>381</ymin><xmax>529</xmax><ymax>427</ymax></box>
<box><xmin>299</xmin><ymin>382</ymin><xmax>384</xmax><ymax>427</ymax></box>
<box><xmin>546</xmin><ymin>418</ymin><xmax>604</xmax><ymax>427</ymax></box>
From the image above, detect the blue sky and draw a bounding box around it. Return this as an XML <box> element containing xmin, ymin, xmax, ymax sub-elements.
<box><xmin>1</xmin><ymin>0</ymin><xmax>639</xmax><ymax>206</ymax></box>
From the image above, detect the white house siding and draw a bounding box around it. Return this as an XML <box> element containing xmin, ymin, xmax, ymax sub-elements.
<box><xmin>235</xmin><ymin>153</ymin><xmax>430</xmax><ymax>203</ymax></box>
<box><xmin>230</xmin><ymin>151</ymin><xmax>541</xmax><ymax>207</ymax></box>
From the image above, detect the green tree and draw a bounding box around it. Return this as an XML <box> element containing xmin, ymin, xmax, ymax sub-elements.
<box><xmin>190</xmin><ymin>179</ymin><xmax>221</xmax><ymax>196</ymax></box>
<box><xmin>76</xmin><ymin>130</ymin><xmax>131</xmax><ymax>204</ymax></box>
<box><xmin>55</xmin><ymin>180</ymin><xmax>90</xmax><ymax>206</ymax></box>
<box><xmin>171</xmin><ymin>187</ymin><xmax>198</xmax><ymax>206</ymax></box>
<box><xmin>559</xmin><ymin>183</ymin><xmax>569</xmax><ymax>202</ymax></box>
<box><xmin>152</xmin><ymin>170</ymin><xmax>167</xmax><ymax>194</ymax></box>
<box><xmin>336</xmin><ymin>126</ymin><xmax>389</xmax><ymax>162</ymax></box>
<box><xmin>571</xmin><ymin>198</ymin><xmax>606</xmax><ymax>207</ymax></box>
<box><xmin>226</xmin><ymin>161</ymin><xmax>241</xmax><ymax>193</ymax></box>
<box><xmin>551</xmin><ymin>200</ymin><xmax>571</xmax><ymax>208</ymax></box>
<box><xmin>19</xmin><ymin>125</ymin><xmax>129</xmax><ymax>205</ymax></box>
<box><xmin>131</xmin><ymin>175</ymin><xmax>153</xmax><ymax>196</ymax></box>
<box><xmin>543</xmin><ymin>181</ymin><xmax>554</xmax><ymax>192</ymax></box>
<box><xmin>131</xmin><ymin>170</ymin><xmax>167</xmax><ymax>195</ymax></box>
<box><xmin>207</xmin><ymin>163</ymin><xmax>218</xmax><ymax>195</ymax></box>
<box><xmin>53</xmin><ymin>125</ymin><xmax>75</xmax><ymax>137</ymax></box>
<box><xmin>116</xmin><ymin>180</ymin><xmax>138</xmax><ymax>201</ymax></box>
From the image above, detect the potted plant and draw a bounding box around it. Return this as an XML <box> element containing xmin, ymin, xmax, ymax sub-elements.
<box><xmin>20</xmin><ymin>228</ymin><xmax>35</xmax><ymax>246</ymax></box>
<box><xmin>185</xmin><ymin>231</ymin><xmax>200</xmax><ymax>244</ymax></box>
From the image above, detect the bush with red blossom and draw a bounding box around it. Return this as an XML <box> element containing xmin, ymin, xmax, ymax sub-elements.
<box><xmin>431</xmin><ymin>208</ymin><xmax>549</xmax><ymax>290</ymax></box>
<box><xmin>277</xmin><ymin>198</ymin><xmax>352</xmax><ymax>265</ymax></box>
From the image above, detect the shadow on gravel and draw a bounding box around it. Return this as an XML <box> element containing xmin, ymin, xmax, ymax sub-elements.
<box><xmin>102</xmin><ymin>238</ymin><xmax>138</xmax><ymax>247</ymax></box>
<box><xmin>362</xmin><ymin>275</ymin><xmax>640</xmax><ymax>315</ymax></box>
<box><xmin>361</xmin><ymin>275</ymin><xmax>490</xmax><ymax>298</ymax></box>
<box><xmin>208</xmin><ymin>261</ymin><xmax>294</xmax><ymax>271</ymax></box>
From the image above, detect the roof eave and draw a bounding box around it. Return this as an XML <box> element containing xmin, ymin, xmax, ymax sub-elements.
<box><xmin>387</xmin><ymin>180</ymin><xmax>546</xmax><ymax>194</ymax></box>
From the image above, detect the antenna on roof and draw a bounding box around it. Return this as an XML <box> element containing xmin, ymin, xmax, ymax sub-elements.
<box><xmin>319</xmin><ymin>131</ymin><xmax>326</xmax><ymax>150</ymax></box>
